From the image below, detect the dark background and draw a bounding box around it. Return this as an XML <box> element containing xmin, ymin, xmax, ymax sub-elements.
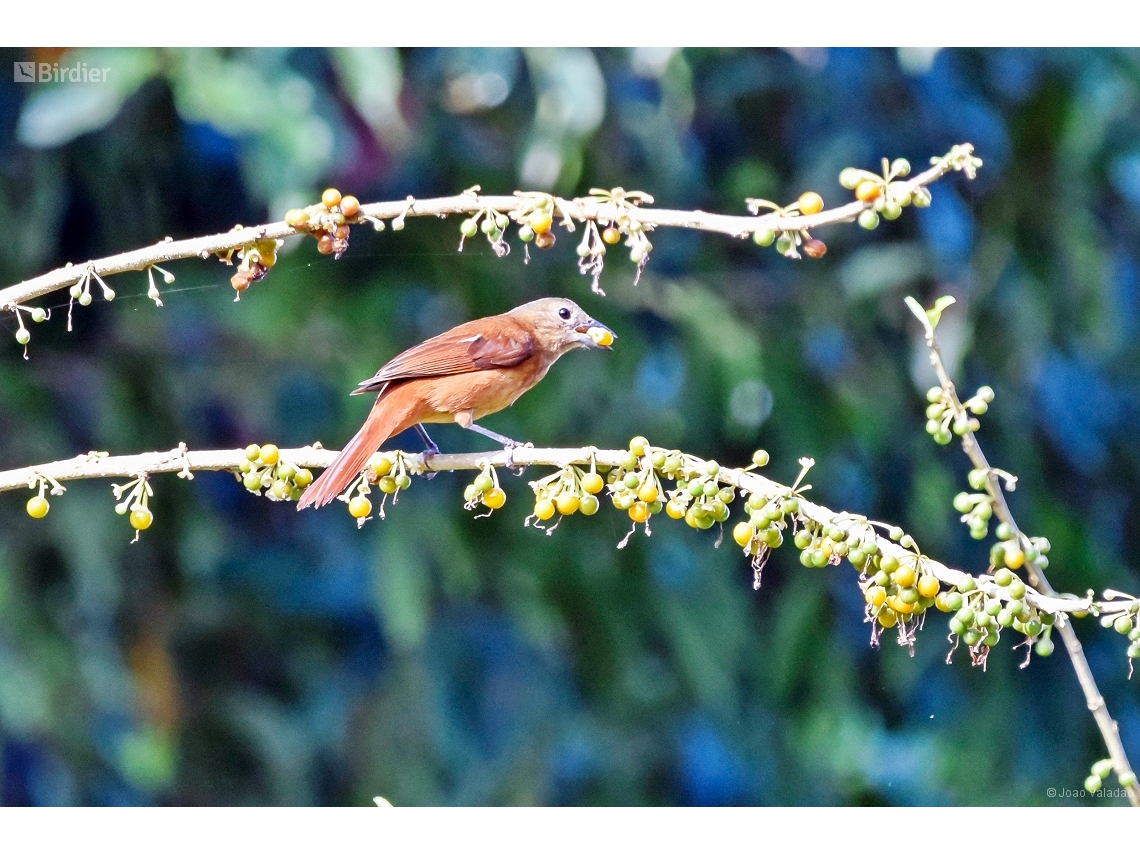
<box><xmin>1</xmin><ymin>47</ymin><xmax>1138</xmax><ymax>806</ymax></box>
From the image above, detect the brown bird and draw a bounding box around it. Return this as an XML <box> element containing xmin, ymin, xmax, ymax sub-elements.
<box><xmin>297</xmin><ymin>297</ymin><xmax>615</xmax><ymax>510</ymax></box>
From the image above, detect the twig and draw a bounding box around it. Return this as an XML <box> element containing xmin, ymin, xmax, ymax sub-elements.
<box><xmin>919</xmin><ymin>314</ymin><xmax>1140</xmax><ymax>807</ymax></box>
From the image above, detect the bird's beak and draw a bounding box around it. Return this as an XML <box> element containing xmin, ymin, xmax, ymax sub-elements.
<box><xmin>576</xmin><ymin>319</ymin><xmax>616</xmax><ymax>349</ymax></box>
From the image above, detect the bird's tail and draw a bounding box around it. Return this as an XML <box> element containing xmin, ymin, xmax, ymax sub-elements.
<box><xmin>297</xmin><ymin>389</ymin><xmax>419</xmax><ymax>510</ymax></box>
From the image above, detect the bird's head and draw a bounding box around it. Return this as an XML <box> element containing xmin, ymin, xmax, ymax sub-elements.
<box><xmin>509</xmin><ymin>297</ymin><xmax>616</xmax><ymax>356</ymax></box>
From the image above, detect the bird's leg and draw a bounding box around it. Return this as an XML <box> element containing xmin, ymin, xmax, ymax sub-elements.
<box><xmin>415</xmin><ymin>424</ymin><xmax>440</xmax><ymax>455</ymax></box>
<box><xmin>414</xmin><ymin>424</ymin><xmax>439</xmax><ymax>479</ymax></box>
<box><xmin>454</xmin><ymin>411</ymin><xmax>527</xmax><ymax>472</ymax></box>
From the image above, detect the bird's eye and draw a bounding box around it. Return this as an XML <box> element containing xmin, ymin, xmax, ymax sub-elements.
<box><xmin>558</xmin><ymin>307</ymin><xmax>571</xmax><ymax>320</ymax></box>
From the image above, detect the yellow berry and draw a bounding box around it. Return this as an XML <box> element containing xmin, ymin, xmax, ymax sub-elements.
<box><xmin>26</xmin><ymin>495</ymin><xmax>49</xmax><ymax>518</ymax></box>
<box><xmin>371</xmin><ymin>456</ymin><xmax>392</xmax><ymax>477</ymax></box>
<box><xmin>483</xmin><ymin>487</ymin><xmax>507</xmax><ymax>509</ymax></box>
<box><xmin>587</xmin><ymin>326</ymin><xmax>614</xmax><ymax>347</ymax></box>
<box><xmin>528</xmin><ymin>210</ymin><xmax>553</xmax><ymax>233</ymax></box>
<box><xmin>322</xmin><ymin>188</ymin><xmax>342</xmax><ymax>208</ymax></box>
<box><xmin>259</xmin><ymin>444</ymin><xmax>280</xmax><ymax>466</ymax></box>
<box><xmin>637</xmin><ymin>483</ymin><xmax>659</xmax><ymax>504</ymax></box>
<box><xmin>666</xmin><ymin>500</ymin><xmax>686</xmax><ymax>519</ymax></box>
<box><xmin>629</xmin><ymin>436</ymin><xmax>649</xmax><ymax>456</ymax></box>
<box><xmin>892</xmin><ymin>564</ymin><xmax>917</xmax><ymax>589</ymax></box>
<box><xmin>534</xmin><ymin>499</ymin><xmax>556</xmax><ymax>520</ymax></box>
<box><xmin>284</xmin><ymin>208</ymin><xmax>309</xmax><ymax>228</ymax></box>
<box><xmin>732</xmin><ymin>522</ymin><xmax>753</xmax><ymax>547</ymax></box>
<box><xmin>555</xmin><ymin>493</ymin><xmax>579</xmax><ymax>516</ymax></box>
<box><xmin>917</xmin><ymin>575</ymin><xmax>940</xmax><ymax>599</ymax></box>
<box><xmin>348</xmin><ymin>495</ymin><xmax>372</xmax><ymax>518</ymax></box>
<box><xmin>798</xmin><ymin>191</ymin><xmax>824</xmax><ymax>215</ymax></box>
<box><xmin>129</xmin><ymin>507</ymin><xmax>153</xmax><ymax>530</ymax></box>
<box><xmin>581</xmin><ymin>472</ymin><xmax>604</xmax><ymax>494</ymax></box>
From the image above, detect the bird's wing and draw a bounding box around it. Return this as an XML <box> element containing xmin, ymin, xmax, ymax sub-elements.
<box><xmin>352</xmin><ymin>320</ymin><xmax>535</xmax><ymax>395</ymax></box>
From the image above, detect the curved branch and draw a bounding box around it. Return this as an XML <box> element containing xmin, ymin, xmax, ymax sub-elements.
<box><xmin>0</xmin><ymin>144</ymin><xmax>978</xmax><ymax>309</ymax></box>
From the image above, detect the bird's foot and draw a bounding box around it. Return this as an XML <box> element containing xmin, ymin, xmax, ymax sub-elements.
<box><xmin>503</xmin><ymin>441</ymin><xmax>533</xmax><ymax>475</ymax></box>
<box><xmin>420</xmin><ymin>448</ymin><xmax>438</xmax><ymax>480</ymax></box>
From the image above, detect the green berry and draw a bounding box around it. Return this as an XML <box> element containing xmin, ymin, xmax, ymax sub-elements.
<box><xmin>460</xmin><ymin>218</ymin><xmax>478</xmax><ymax>238</ymax></box>
<box><xmin>857</xmin><ymin>209</ymin><xmax>879</xmax><ymax>230</ymax></box>
<box><xmin>15</xmin><ymin>328</ymin><xmax>30</xmax><ymax>345</ymax></box>
<box><xmin>752</xmin><ymin>229</ymin><xmax>775</xmax><ymax>247</ymax></box>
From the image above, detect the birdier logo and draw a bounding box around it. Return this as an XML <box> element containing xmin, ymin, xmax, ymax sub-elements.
<box><xmin>13</xmin><ymin>61</ymin><xmax>110</xmax><ymax>83</ymax></box>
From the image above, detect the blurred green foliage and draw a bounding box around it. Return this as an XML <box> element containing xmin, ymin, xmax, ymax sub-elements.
<box><xmin>0</xmin><ymin>47</ymin><xmax>1138</xmax><ymax>805</ymax></box>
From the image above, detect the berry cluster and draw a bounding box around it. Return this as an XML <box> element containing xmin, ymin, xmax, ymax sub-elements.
<box><xmin>282</xmin><ymin>187</ymin><xmax>363</xmax><ymax>264</ymax></box>
<box><xmin>9</xmin><ymin>303</ymin><xmax>48</xmax><ymax>350</ymax></box>
<box><xmin>368</xmin><ymin>453</ymin><xmax>411</xmax><ymax>498</ymax></box>
<box><xmin>936</xmin><ymin>571</ymin><xmax>1055</xmax><ymax>662</ymax></box>
<box><xmin>1086</xmin><ymin>758</ymin><xmax>1138</xmax><ymax>793</ymax></box>
<box><xmin>526</xmin><ymin>463</ymin><xmax>602</xmax><ymax>527</ymax></box>
<box><xmin>1101</xmin><ymin>600</ymin><xmax>1140</xmax><ymax>661</ymax></box>
<box><xmin>925</xmin><ymin>383</ymin><xmax>992</xmax><ymax>446</ymax></box>
<box><xmin>229</xmin><ymin>238</ymin><xmax>281</xmax><ymax>297</ymax></box>
<box><xmin>464</xmin><ymin>463</ymin><xmax>506</xmax><ymax>512</ymax></box>
<box><xmin>23</xmin><ymin>472</ymin><xmax>64</xmax><ymax>519</ymax></box>
<box><xmin>749</xmin><ymin>191</ymin><xmax>828</xmax><ymax>260</ymax></box>
<box><xmin>111</xmin><ymin>474</ymin><xmax>156</xmax><ymax>541</ymax></box>
<box><xmin>839</xmin><ymin>158</ymin><xmax>931</xmax><ymax>231</ymax></box>
<box><xmin>459</xmin><ymin>209</ymin><xmax>513</xmax><ymax>256</ymax></box>
<box><xmin>237</xmin><ymin>444</ymin><xmax>313</xmax><ymax>502</ymax></box>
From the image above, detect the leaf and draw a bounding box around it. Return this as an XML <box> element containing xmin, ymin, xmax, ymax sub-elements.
<box><xmin>905</xmin><ymin>294</ymin><xmax>956</xmax><ymax>335</ymax></box>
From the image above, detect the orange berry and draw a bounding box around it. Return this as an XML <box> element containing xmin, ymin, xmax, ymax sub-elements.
<box><xmin>340</xmin><ymin>195</ymin><xmax>360</xmax><ymax>218</ymax></box>
<box><xmin>322</xmin><ymin>188</ymin><xmax>342</xmax><ymax>208</ymax></box>
<box><xmin>629</xmin><ymin>502</ymin><xmax>649</xmax><ymax>523</ymax></box>
<box><xmin>855</xmin><ymin>180</ymin><xmax>881</xmax><ymax>203</ymax></box>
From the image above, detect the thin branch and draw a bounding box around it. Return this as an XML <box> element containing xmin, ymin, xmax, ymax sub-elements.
<box><xmin>2</xmin><ymin>441</ymin><xmax>1131</xmax><ymax>622</ymax></box>
<box><xmin>921</xmin><ymin>318</ymin><xmax>1140</xmax><ymax>807</ymax></box>
<box><xmin>0</xmin><ymin>144</ymin><xmax>978</xmax><ymax>309</ymax></box>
